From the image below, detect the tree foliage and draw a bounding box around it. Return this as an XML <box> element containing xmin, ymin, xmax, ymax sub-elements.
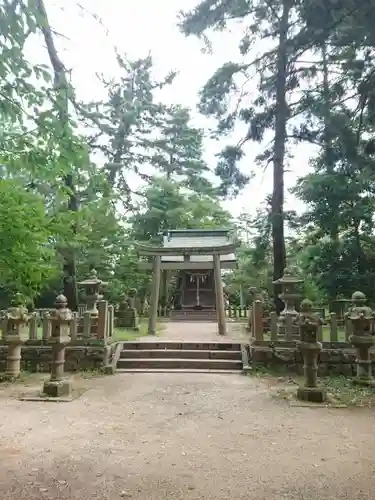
<box><xmin>1</xmin><ymin>0</ymin><xmax>375</xmax><ymax>311</ymax></box>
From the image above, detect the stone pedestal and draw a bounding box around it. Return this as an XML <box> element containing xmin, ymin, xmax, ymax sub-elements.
<box><xmin>116</xmin><ymin>295</ymin><xmax>139</xmax><ymax>330</ymax></box>
<box><xmin>43</xmin><ymin>379</ymin><xmax>71</xmax><ymax>397</ymax></box>
<box><xmin>118</xmin><ymin>308</ymin><xmax>139</xmax><ymax>330</ymax></box>
<box><xmin>350</xmin><ymin>335</ymin><xmax>375</xmax><ymax>386</ymax></box>
<box><xmin>297</xmin><ymin>340</ymin><xmax>325</xmax><ymax>403</ymax></box>
<box><xmin>5</xmin><ymin>342</ymin><xmax>23</xmax><ymax>379</ymax></box>
<box><xmin>296</xmin><ymin>307</ymin><xmax>325</xmax><ymax>403</ymax></box>
<box><xmin>1</xmin><ymin>304</ymin><xmax>29</xmax><ymax>379</ymax></box>
<box><xmin>347</xmin><ymin>291</ymin><xmax>375</xmax><ymax>386</ymax></box>
<box><xmin>42</xmin><ymin>295</ymin><xmax>72</xmax><ymax>398</ymax></box>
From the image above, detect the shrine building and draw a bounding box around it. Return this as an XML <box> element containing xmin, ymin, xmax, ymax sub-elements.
<box><xmin>135</xmin><ymin>228</ymin><xmax>239</xmax><ymax>336</ymax></box>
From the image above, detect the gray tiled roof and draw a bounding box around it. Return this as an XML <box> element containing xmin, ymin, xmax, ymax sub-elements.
<box><xmin>161</xmin><ymin>230</ymin><xmax>236</xmax><ymax>262</ymax></box>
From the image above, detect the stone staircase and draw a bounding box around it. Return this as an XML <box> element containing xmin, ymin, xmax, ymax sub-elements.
<box><xmin>116</xmin><ymin>341</ymin><xmax>244</xmax><ymax>372</ymax></box>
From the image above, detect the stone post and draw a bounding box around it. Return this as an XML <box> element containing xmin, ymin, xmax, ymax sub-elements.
<box><xmin>42</xmin><ymin>311</ymin><xmax>51</xmax><ymax>340</ymax></box>
<box><xmin>213</xmin><ymin>253</ymin><xmax>226</xmax><ymax>336</ymax></box>
<box><xmin>148</xmin><ymin>255</ymin><xmax>161</xmax><ymax>335</ymax></box>
<box><xmin>296</xmin><ymin>299</ymin><xmax>325</xmax><ymax>403</ymax></box>
<box><xmin>252</xmin><ymin>300</ymin><xmax>264</xmax><ymax>341</ymax></box>
<box><xmin>43</xmin><ymin>295</ymin><xmax>73</xmax><ymax>397</ymax></box>
<box><xmin>97</xmin><ymin>300</ymin><xmax>108</xmax><ymax>341</ymax></box>
<box><xmin>107</xmin><ymin>305</ymin><xmax>114</xmax><ymax>338</ymax></box>
<box><xmin>270</xmin><ymin>312</ymin><xmax>278</xmax><ymax>340</ymax></box>
<box><xmin>2</xmin><ymin>304</ymin><xmax>29</xmax><ymax>379</ymax></box>
<box><xmin>70</xmin><ymin>312</ymin><xmax>78</xmax><ymax>342</ymax></box>
<box><xmin>82</xmin><ymin>311</ymin><xmax>92</xmax><ymax>338</ymax></box>
<box><xmin>347</xmin><ymin>292</ymin><xmax>375</xmax><ymax>385</ymax></box>
<box><xmin>246</xmin><ymin>287</ymin><xmax>262</xmax><ymax>332</ymax></box>
<box><xmin>28</xmin><ymin>312</ymin><xmax>38</xmax><ymax>341</ymax></box>
<box><xmin>329</xmin><ymin>313</ymin><xmax>338</xmax><ymax>342</ymax></box>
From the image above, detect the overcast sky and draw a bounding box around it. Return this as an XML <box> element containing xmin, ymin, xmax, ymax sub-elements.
<box><xmin>28</xmin><ymin>0</ymin><xmax>318</xmax><ymax>217</ymax></box>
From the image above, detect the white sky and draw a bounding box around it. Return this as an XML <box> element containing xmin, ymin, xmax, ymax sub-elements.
<box><xmin>28</xmin><ymin>0</ymin><xmax>318</xmax><ymax>218</ymax></box>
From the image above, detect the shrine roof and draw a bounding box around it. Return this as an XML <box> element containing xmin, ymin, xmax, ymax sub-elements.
<box><xmin>135</xmin><ymin>227</ymin><xmax>238</xmax><ymax>264</ymax></box>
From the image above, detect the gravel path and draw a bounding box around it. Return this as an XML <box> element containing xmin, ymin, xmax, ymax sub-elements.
<box><xmin>146</xmin><ymin>319</ymin><xmax>248</xmax><ymax>342</ymax></box>
<box><xmin>0</xmin><ymin>322</ymin><xmax>374</xmax><ymax>499</ymax></box>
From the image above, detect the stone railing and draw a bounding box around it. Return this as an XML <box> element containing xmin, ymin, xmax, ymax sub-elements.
<box><xmin>248</xmin><ymin>301</ymin><xmax>358</xmax><ymax>343</ymax></box>
<box><xmin>137</xmin><ymin>306</ymin><xmax>250</xmax><ymax>320</ymax></box>
<box><xmin>0</xmin><ymin>298</ymin><xmax>117</xmax><ymax>376</ymax></box>
<box><xmin>2</xmin><ymin>301</ymin><xmax>115</xmax><ymax>344</ymax></box>
<box><xmin>249</xmin><ymin>293</ymin><xmax>375</xmax><ymax>381</ymax></box>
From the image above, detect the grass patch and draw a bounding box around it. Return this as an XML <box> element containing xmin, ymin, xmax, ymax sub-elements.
<box><xmin>251</xmin><ymin>368</ymin><xmax>375</xmax><ymax>407</ymax></box>
<box><xmin>112</xmin><ymin>320</ymin><xmax>165</xmax><ymax>341</ymax></box>
<box><xmin>321</xmin><ymin>376</ymin><xmax>375</xmax><ymax>407</ymax></box>
<box><xmin>0</xmin><ymin>371</ymin><xmax>41</xmax><ymax>385</ymax></box>
<box><xmin>79</xmin><ymin>368</ymin><xmax>111</xmax><ymax>378</ymax></box>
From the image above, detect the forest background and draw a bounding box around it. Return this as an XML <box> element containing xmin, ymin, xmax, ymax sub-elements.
<box><xmin>1</xmin><ymin>0</ymin><xmax>374</xmax><ymax>313</ymax></box>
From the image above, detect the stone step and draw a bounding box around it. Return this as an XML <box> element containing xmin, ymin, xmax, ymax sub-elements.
<box><xmin>121</xmin><ymin>341</ymin><xmax>242</xmax><ymax>351</ymax></box>
<box><xmin>120</xmin><ymin>349</ymin><xmax>242</xmax><ymax>360</ymax></box>
<box><xmin>116</xmin><ymin>358</ymin><xmax>243</xmax><ymax>370</ymax></box>
<box><xmin>117</xmin><ymin>369</ymin><xmax>243</xmax><ymax>374</ymax></box>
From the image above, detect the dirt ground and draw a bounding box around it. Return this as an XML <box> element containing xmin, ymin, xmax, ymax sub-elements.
<box><xmin>1</xmin><ymin>322</ymin><xmax>375</xmax><ymax>500</ymax></box>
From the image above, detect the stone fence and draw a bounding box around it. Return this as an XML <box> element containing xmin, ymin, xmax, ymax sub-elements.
<box><xmin>247</xmin><ymin>297</ymin><xmax>375</xmax><ymax>378</ymax></box>
<box><xmin>125</xmin><ymin>304</ymin><xmax>325</xmax><ymax>322</ymax></box>
<box><xmin>0</xmin><ymin>299</ymin><xmax>116</xmax><ymax>374</ymax></box>
<box><xmin>248</xmin><ymin>301</ymin><xmax>357</xmax><ymax>343</ymax></box>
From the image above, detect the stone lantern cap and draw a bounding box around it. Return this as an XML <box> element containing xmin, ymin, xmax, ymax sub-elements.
<box><xmin>51</xmin><ymin>294</ymin><xmax>72</xmax><ymax>321</ymax></box>
<box><xmin>77</xmin><ymin>269</ymin><xmax>108</xmax><ymax>287</ymax></box>
<box><xmin>5</xmin><ymin>306</ymin><xmax>28</xmax><ymax>321</ymax></box>
<box><xmin>272</xmin><ymin>267</ymin><xmax>303</xmax><ymax>285</ymax></box>
<box><xmin>55</xmin><ymin>294</ymin><xmax>68</xmax><ymax>308</ymax></box>
<box><xmin>351</xmin><ymin>291</ymin><xmax>367</xmax><ymax>304</ymax></box>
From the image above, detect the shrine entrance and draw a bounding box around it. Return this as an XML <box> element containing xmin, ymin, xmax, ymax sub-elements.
<box><xmin>135</xmin><ymin>228</ymin><xmax>239</xmax><ymax>336</ymax></box>
<box><xmin>175</xmin><ymin>271</ymin><xmax>215</xmax><ymax>311</ymax></box>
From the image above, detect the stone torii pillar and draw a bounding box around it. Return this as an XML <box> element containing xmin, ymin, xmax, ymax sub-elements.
<box><xmin>148</xmin><ymin>254</ymin><xmax>161</xmax><ymax>335</ymax></box>
<box><xmin>213</xmin><ymin>253</ymin><xmax>226</xmax><ymax>335</ymax></box>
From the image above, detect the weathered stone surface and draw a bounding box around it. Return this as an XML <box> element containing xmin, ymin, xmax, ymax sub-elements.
<box><xmin>0</xmin><ymin>343</ymin><xmax>117</xmax><ymax>373</ymax></box>
<box><xmin>250</xmin><ymin>344</ymin><xmax>375</xmax><ymax>377</ymax></box>
<box><xmin>297</xmin><ymin>386</ymin><xmax>325</xmax><ymax>403</ymax></box>
<box><xmin>43</xmin><ymin>379</ymin><xmax>71</xmax><ymax>397</ymax></box>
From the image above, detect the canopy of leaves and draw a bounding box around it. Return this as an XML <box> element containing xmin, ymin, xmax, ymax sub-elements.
<box><xmin>0</xmin><ymin>180</ymin><xmax>58</xmax><ymax>302</ymax></box>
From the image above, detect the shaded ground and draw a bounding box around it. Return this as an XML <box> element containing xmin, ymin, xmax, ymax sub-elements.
<box><xmin>0</xmin><ymin>322</ymin><xmax>374</xmax><ymax>499</ymax></box>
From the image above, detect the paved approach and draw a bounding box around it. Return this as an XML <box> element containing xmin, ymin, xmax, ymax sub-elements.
<box><xmin>0</xmin><ymin>322</ymin><xmax>374</xmax><ymax>499</ymax></box>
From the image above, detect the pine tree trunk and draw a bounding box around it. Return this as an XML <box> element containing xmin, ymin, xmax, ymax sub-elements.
<box><xmin>322</xmin><ymin>42</ymin><xmax>338</xmax><ymax>242</ymax></box>
<box><xmin>36</xmin><ymin>0</ymin><xmax>78</xmax><ymax>310</ymax></box>
<box><xmin>272</xmin><ymin>0</ymin><xmax>290</xmax><ymax>314</ymax></box>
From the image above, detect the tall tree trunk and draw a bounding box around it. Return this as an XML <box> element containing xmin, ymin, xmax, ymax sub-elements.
<box><xmin>36</xmin><ymin>0</ymin><xmax>78</xmax><ymax>309</ymax></box>
<box><xmin>322</xmin><ymin>42</ymin><xmax>338</xmax><ymax>241</ymax></box>
<box><xmin>272</xmin><ymin>0</ymin><xmax>290</xmax><ymax>314</ymax></box>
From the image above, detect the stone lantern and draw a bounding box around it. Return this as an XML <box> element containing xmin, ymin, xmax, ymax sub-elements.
<box><xmin>296</xmin><ymin>299</ymin><xmax>325</xmax><ymax>402</ymax></box>
<box><xmin>273</xmin><ymin>267</ymin><xmax>303</xmax><ymax>337</ymax></box>
<box><xmin>116</xmin><ymin>289</ymin><xmax>139</xmax><ymax>330</ymax></box>
<box><xmin>43</xmin><ymin>294</ymin><xmax>73</xmax><ymax>397</ymax></box>
<box><xmin>347</xmin><ymin>291</ymin><xmax>375</xmax><ymax>385</ymax></box>
<box><xmin>77</xmin><ymin>269</ymin><xmax>108</xmax><ymax>316</ymax></box>
<box><xmin>1</xmin><ymin>298</ymin><xmax>29</xmax><ymax>379</ymax></box>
